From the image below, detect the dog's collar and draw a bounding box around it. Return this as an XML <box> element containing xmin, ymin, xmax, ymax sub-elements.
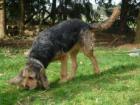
<box><xmin>29</xmin><ymin>58</ymin><xmax>45</xmax><ymax>69</ymax></box>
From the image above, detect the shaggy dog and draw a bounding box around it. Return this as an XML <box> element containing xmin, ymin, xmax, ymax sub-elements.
<box><xmin>9</xmin><ymin>7</ymin><xmax>120</xmax><ymax>89</ymax></box>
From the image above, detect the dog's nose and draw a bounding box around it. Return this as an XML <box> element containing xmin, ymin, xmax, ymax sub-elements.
<box><xmin>24</xmin><ymin>84</ymin><xmax>30</xmax><ymax>89</ymax></box>
<box><xmin>21</xmin><ymin>83</ymin><xmax>31</xmax><ymax>89</ymax></box>
<box><xmin>21</xmin><ymin>82</ymin><xmax>27</xmax><ymax>88</ymax></box>
<box><xmin>21</xmin><ymin>78</ymin><xmax>29</xmax><ymax>88</ymax></box>
<box><xmin>21</xmin><ymin>82</ymin><xmax>37</xmax><ymax>90</ymax></box>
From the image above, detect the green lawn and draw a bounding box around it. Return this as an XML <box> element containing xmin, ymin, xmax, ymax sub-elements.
<box><xmin>0</xmin><ymin>47</ymin><xmax>140</xmax><ymax>105</ymax></box>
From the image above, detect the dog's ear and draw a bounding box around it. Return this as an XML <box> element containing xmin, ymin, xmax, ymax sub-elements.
<box><xmin>39</xmin><ymin>69</ymin><xmax>49</xmax><ymax>89</ymax></box>
<box><xmin>9</xmin><ymin>71</ymin><xmax>23</xmax><ymax>85</ymax></box>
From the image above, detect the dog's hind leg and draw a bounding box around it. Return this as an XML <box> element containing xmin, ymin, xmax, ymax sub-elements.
<box><xmin>59</xmin><ymin>54</ymin><xmax>68</xmax><ymax>83</ymax></box>
<box><xmin>68</xmin><ymin>51</ymin><xmax>79</xmax><ymax>80</ymax></box>
<box><xmin>81</xmin><ymin>30</ymin><xmax>100</xmax><ymax>74</ymax></box>
<box><xmin>83</xmin><ymin>50</ymin><xmax>100</xmax><ymax>74</ymax></box>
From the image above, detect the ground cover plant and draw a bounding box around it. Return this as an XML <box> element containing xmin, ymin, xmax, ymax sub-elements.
<box><xmin>0</xmin><ymin>47</ymin><xmax>140</xmax><ymax>105</ymax></box>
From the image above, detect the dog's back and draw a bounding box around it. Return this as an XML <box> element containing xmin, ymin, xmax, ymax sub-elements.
<box><xmin>29</xmin><ymin>19</ymin><xmax>90</xmax><ymax>67</ymax></box>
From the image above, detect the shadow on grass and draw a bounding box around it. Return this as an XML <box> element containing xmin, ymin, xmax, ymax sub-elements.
<box><xmin>0</xmin><ymin>63</ymin><xmax>139</xmax><ymax>105</ymax></box>
<box><xmin>50</xmin><ymin>63</ymin><xmax>140</xmax><ymax>89</ymax></box>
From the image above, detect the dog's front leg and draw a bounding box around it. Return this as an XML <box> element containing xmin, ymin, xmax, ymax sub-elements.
<box><xmin>59</xmin><ymin>54</ymin><xmax>68</xmax><ymax>83</ymax></box>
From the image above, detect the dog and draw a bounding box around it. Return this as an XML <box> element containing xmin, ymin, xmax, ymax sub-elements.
<box><xmin>9</xmin><ymin>7</ymin><xmax>120</xmax><ymax>89</ymax></box>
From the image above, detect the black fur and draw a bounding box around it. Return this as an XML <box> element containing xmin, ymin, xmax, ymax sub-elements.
<box><xmin>29</xmin><ymin>19</ymin><xmax>91</xmax><ymax>68</ymax></box>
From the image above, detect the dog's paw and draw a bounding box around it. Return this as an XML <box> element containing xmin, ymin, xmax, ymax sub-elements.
<box><xmin>67</xmin><ymin>73</ymin><xmax>77</xmax><ymax>80</ymax></box>
<box><xmin>59</xmin><ymin>78</ymin><xmax>68</xmax><ymax>84</ymax></box>
<box><xmin>67</xmin><ymin>76</ymin><xmax>75</xmax><ymax>81</ymax></box>
<box><xmin>95</xmin><ymin>69</ymin><xmax>100</xmax><ymax>74</ymax></box>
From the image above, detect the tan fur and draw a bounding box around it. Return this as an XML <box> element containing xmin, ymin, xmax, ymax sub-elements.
<box><xmin>52</xmin><ymin>30</ymin><xmax>99</xmax><ymax>82</ymax></box>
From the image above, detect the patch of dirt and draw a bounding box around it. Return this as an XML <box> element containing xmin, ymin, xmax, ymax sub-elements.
<box><xmin>117</xmin><ymin>43</ymin><xmax>140</xmax><ymax>49</ymax></box>
<box><xmin>0</xmin><ymin>39</ymin><xmax>33</xmax><ymax>47</ymax></box>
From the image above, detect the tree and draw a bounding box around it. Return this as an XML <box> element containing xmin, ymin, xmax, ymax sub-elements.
<box><xmin>135</xmin><ymin>9</ymin><xmax>140</xmax><ymax>43</ymax></box>
<box><xmin>50</xmin><ymin>0</ymin><xmax>56</xmax><ymax>24</ymax></box>
<box><xmin>0</xmin><ymin>0</ymin><xmax>5</xmax><ymax>38</ymax></box>
<box><xmin>120</xmin><ymin>0</ymin><xmax>130</xmax><ymax>33</ymax></box>
<box><xmin>19</xmin><ymin>0</ymin><xmax>24</xmax><ymax>35</ymax></box>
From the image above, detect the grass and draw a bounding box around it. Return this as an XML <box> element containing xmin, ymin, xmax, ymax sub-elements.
<box><xmin>0</xmin><ymin>47</ymin><xmax>140</xmax><ymax>105</ymax></box>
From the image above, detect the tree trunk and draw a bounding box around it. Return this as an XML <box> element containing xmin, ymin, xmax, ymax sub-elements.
<box><xmin>0</xmin><ymin>0</ymin><xmax>5</xmax><ymax>39</ymax></box>
<box><xmin>51</xmin><ymin>0</ymin><xmax>56</xmax><ymax>24</ymax></box>
<box><xmin>135</xmin><ymin>9</ymin><xmax>140</xmax><ymax>43</ymax></box>
<box><xmin>120</xmin><ymin>0</ymin><xmax>130</xmax><ymax>33</ymax></box>
<box><xmin>19</xmin><ymin>0</ymin><xmax>24</xmax><ymax>35</ymax></box>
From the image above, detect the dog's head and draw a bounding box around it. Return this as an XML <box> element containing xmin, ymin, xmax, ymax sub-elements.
<box><xmin>9</xmin><ymin>60</ymin><xmax>49</xmax><ymax>89</ymax></box>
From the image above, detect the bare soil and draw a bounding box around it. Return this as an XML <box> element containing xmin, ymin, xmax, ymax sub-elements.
<box><xmin>117</xmin><ymin>43</ymin><xmax>140</xmax><ymax>49</ymax></box>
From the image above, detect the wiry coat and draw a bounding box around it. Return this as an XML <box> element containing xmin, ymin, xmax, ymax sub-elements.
<box><xmin>29</xmin><ymin>19</ymin><xmax>91</xmax><ymax>68</ymax></box>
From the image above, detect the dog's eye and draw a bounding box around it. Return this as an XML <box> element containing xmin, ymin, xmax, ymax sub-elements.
<box><xmin>28</xmin><ymin>77</ymin><xmax>34</xmax><ymax>80</ymax></box>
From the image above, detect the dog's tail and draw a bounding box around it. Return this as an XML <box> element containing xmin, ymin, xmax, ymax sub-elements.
<box><xmin>90</xmin><ymin>7</ymin><xmax>121</xmax><ymax>31</ymax></box>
